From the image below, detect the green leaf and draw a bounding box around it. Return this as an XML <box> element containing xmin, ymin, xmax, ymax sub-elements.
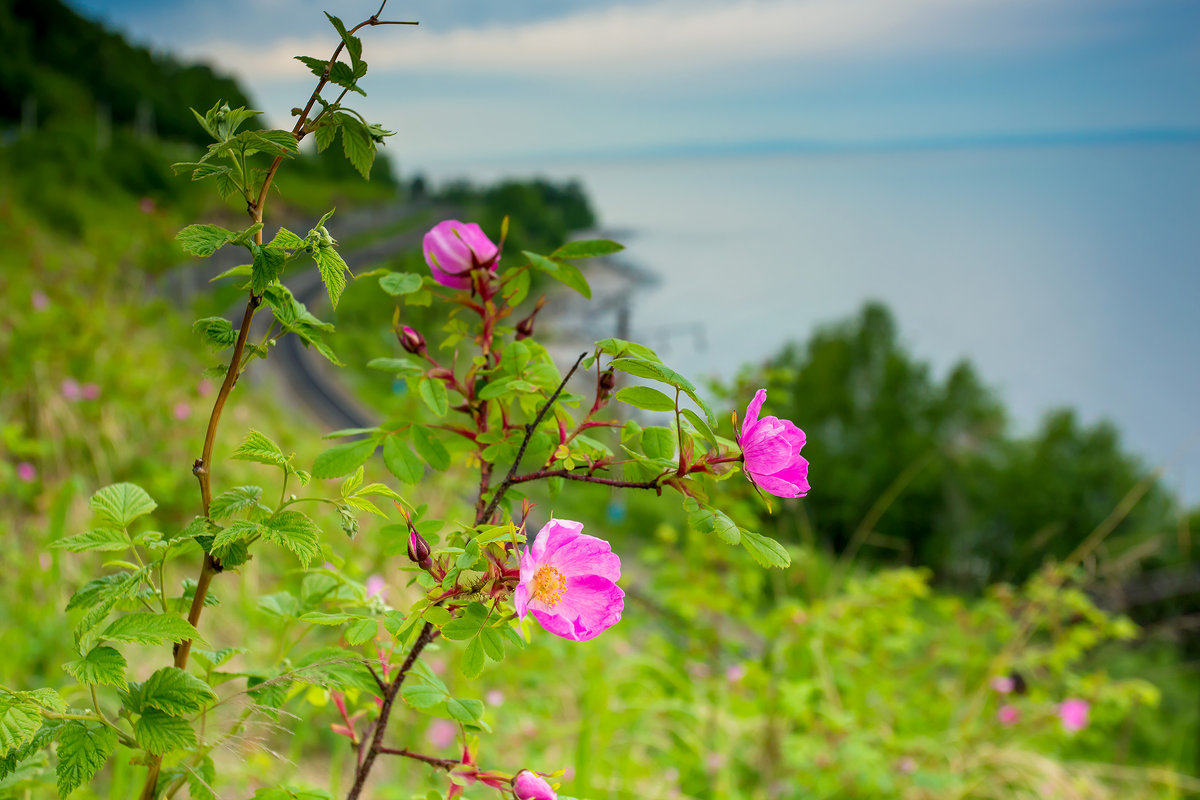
<box><xmin>89</xmin><ymin>483</ymin><xmax>156</xmax><ymax>529</ymax></box>
<box><xmin>378</xmin><ymin>272</ymin><xmax>422</xmax><ymax>296</ymax></box>
<box><xmin>461</xmin><ymin>638</ymin><xmax>485</xmax><ymax>678</ymax></box>
<box><xmin>101</xmin><ymin>614</ymin><xmax>204</xmax><ymax>647</ymax></box>
<box><xmin>177</xmin><ymin>224</ymin><xmax>235</xmax><ymax>257</ymax></box>
<box><xmin>186</xmin><ymin>756</ymin><xmax>217</xmax><ymax>800</ymax></box>
<box><xmin>53</xmin><ymin>528</ymin><xmax>128</xmax><ymax>553</ymax></box>
<box><xmin>313</xmin><ymin>245</ymin><xmax>349</xmax><ymax>309</ymax></box>
<box><xmin>313</xmin><ymin>119</ymin><xmax>340</xmax><ymax>152</ymax></box>
<box><xmin>681</xmin><ymin>408</ymin><xmax>718</xmax><ymax>448</ymax></box>
<box><xmin>740</xmin><ymin>530</ymin><xmax>791</xmax><ymax>568</ymax></box>
<box><xmin>382</xmin><ymin>436</ymin><xmax>423</xmax><ymax>484</ymax></box>
<box><xmin>232</xmin><ymin>430</ymin><xmax>288</xmax><ymax>468</ymax></box>
<box><xmin>524</xmin><ymin>251</ymin><xmax>591</xmax><ymax>298</ymax></box>
<box><xmin>609</xmin><ymin>357</ymin><xmax>716</xmax><ymax>425</ymax></box>
<box><xmin>711</xmin><ymin>509</ymin><xmax>741</xmax><ymax>545</ymax></box>
<box><xmin>0</xmin><ymin>696</ymin><xmax>41</xmax><ymax>757</ymax></box>
<box><xmin>269</xmin><ymin>228</ymin><xmax>305</xmax><ymax>249</ymax></box>
<box><xmin>192</xmin><ymin>316</ymin><xmax>237</xmax><ymax>350</ymax></box>
<box><xmin>479</xmin><ymin>628</ymin><xmax>504</xmax><ymax>662</ymax></box>
<box><xmin>209</xmin><ymin>486</ymin><xmax>267</xmax><ymax>521</ymax></box>
<box><xmin>641</xmin><ymin>427</ymin><xmax>675</xmax><ymax>461</ymax></box>
<box><xmin>445</xmin><ymin>697</ymin><xmax>483</xmax><ymax>723</ymax></box>
<box><xmin>135</xmin><ymin>709</ymin><xmax>195</xmax><ymax>756</ymax></box>
<box><xmin>551</xmin><ymin>239</ymin><xmax>624</xmax><ymax>259</ymax></box>
<box><xmin>400</xmin><ymin>684</ymin><xmax>446</xmax><ymax>709</ymax></box>
<box><xmin>63</xmin><ymin>646</ymin><xmax>127</xmax><ymax>689</ymax></box>
<box><xmin>410</xmin><ymin>427</ymin><xmax>449</xmax><ymax>471</ymax></box>
<box><xmin>614</xmin><ymin>386</ymin><xmax>675</xmax><ymax>412</ymax></box>
<box><xmin>294</xmin><ymin>55</ymin><xmax>329</xmax><ymax>78</ymax></box>
<box><xmin>366</xmin><ymin>357</ymin><xmax>423</xmax><ymax>376</ymax></box>
<box><xmin>251</xmin><ymin>245</ymin><xmax>288</xmax><ymax>294</ymax></box>
<box><xmin>340</xmin><ymin>118</ymin><xmax>375</xmax><ymax>179</ymax></box>
<box><xmin>140</xmin><ymin>668</ymin><xmax>217</xmax><ymax>717</ymax></box>
<box><xmin>312</xmin><ymin>438</ymin><xmax>376</xmax><ymax>480</ymax></box>
<box><xmin>344</xmin><ymin>618</ymin><xmax>377</xmax><ymax>646</ymax></box>
<box><xmin>262</xmin><ymin>511</ymin><xmax>322</xmax><ymax>566</ymax></box>
<box><xmin>55</xmin><ymin>721</ymin><xmax>116</xmax><ymax>797</ymax></box>
<box><xmin>418</xmin><ymin>378</ymin><xmax>449</xmax><ymax>417</ymax></box>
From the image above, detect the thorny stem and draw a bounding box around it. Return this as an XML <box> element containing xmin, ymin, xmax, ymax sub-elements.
<box><xmin>507</xmin><ymin>468</ymin><xmax>662</xmax><ymax>490</ymax></box>
<box><xmin>376</xmin><ymin>746</ymin><xmax>460</xmax><ymax>770</ymax></box>
<box><xmin>476</xmin><ymin>352</ymin><xmax>588</xmax><ymax>525</ymax></box>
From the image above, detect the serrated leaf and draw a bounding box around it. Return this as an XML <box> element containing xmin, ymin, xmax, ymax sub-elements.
<box><xmin>410</xmin><ymin>427</ymin><xmax>449</xmax><ymax>471</ymax></box>
<box><xmin>209</xmin><ymin>486</ymin><xmax>267</xmax><ymax>521</ymax></box>
<box><xmin>445</xmin><ymin>697</ymin><xmax>483</xmax><ymax>723</ymax></box>
<box><xmin>192</xmin><ymin>316</ymin><xmax>237</xmax><ymax>350</ymax></box>
<box><xmin>400</xmin><ymin>684</ymin><xmax>446</xmax><ymax>709</ymax></box>
<box><xmin>140</xmin><ymin>668</ymin><xmax>217</xmax><ymax>717</ymax></box>
<box><xmin>640</xmin><ymin>426</ymin><xmax>675</xmax><ymax>461</ymax></box>
<box><xmin>252</xmin><ymin>245</ymin><xmax>288</xmax><ymax>294</ymax></box>
<box><xmin>551</xmin><ymin>239</ymin><xmax>624</xmax><ymax>259</ymax></box>
<box><xmin>344</xmin><ymin>618</ymin><xmax>377</xmax><ymax>646</ymax></box>
<box><xmin>294</xmin><ymin>54</ymin><xmax>329</xmax><ymax>77</ymax></box>
<box><xmin>314</xmin><ymin>120</ymin><xmax>340</xmax><ymax>152</ymax></box>
<box><xmin>382</xmin><ymin>436</ymin><xmax>423</xmax><ymax>484</ymax></box>
<box><xmin>312</xmin><ymin>438</ymin><xmax>376</xmax><ymax>479</ymax></box>
<box><xmin>262</xmin><ymin>511</ymin><xmax>322</xmax><ymax>566</ymax></box>
<box><xmin>418</xmin><ymin>378</ymin><xmax>449</xmax><ymax>417</ymax></box>
<box><xmin>269</xmin><ymin>228</ymin><xmax>305</xmax><ymax>249</ymax></box>
<box><xmin>63</xmin><ymin>646</ymin><xmax>127</xmax><ymax>689</ymax></box>
<box><xmin>524</xmin><ymin>251</ymin><xmax>591</xmax><ymax>299</ymax></box>
<box><xmin>313</xmin><ymin>245</ymin><xmax>349</xmax><ymax>309</ymax></box>
<box><xmin>378</xmin><ymin>272</ymin><xmax>422</xmax><ymax>296</ymax></box>
<box><xmin>479</xmin><ymin>628</ymin><xmax>504</xmax><ymax>662</ymax></box>
<box><xmin>340</xmin><ymin>117</ymin><xmax>374</xmax><ymax>179</ymax></box>
<box><xmin>614</xmin><ymin>386</ymin><xmax>675</xmax><ymax>412</ymax></box>
<box><xmin>186</xmin><ymin>755</ymin><xmax>217</xmax><ymax>800</ymax></box>
<box><xmin>89</xmin><ymin>483</ymin><xmax>156</xmax><ymax>529</ymax></box>
<box><xmin>101</xmin><ymin>614</ymin><xmax>204</xmax><ymax>647</ymax></box>
<box><xmin>66</xmin><ymin>571</ymin><xmax>142</xmax><ymax>613</ymax></box>
<box><xmin>135</xmin><ymin>710</ymin><xmax>195</xmax><ymax>756</ymax></box>
<box><xmin>232</xmin><ymin>430</ymin><xmax>288</xmax><ymax>467</ymax></box>
<box><xmin>53</xmin><ymin>528</ymin><xmax>128</xmax><ymax>553</ymax></box>
<box><xmin>740</xmin><ymin>530</ymin><xmax>791</xmax><ymax>568</ymax></box>
<box><xmin>461</xmin><ymin>638</ymin><xmax>485</xmax><ymax>678</ymax></box>
<box><xmin>0</xmin><ymin>696</ymin><xmax>41</xmax><ymax>757</ymax></box>
<box><xmin>56</xmin><ymin>721</ymin><xmax>116</xmax><ymax>797</ymax></box>
<box><xmin>177</xmin><ymin>224</ymin><xmax>235</xmax><ymax>257</ymax></box>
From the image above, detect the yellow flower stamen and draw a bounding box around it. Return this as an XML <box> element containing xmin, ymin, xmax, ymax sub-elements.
<box><xmin>531</xmin><ymin>564</ymin><xmax>567</xmax><ymax>608</ymax></box>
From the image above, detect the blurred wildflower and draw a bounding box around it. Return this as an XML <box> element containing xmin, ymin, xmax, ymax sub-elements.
<box><xmin>998</xmin><ymin>704</ymin><xmax>1020</xmax><ymax>726</ymax></box>
<box><xmin>423</xmin><ymin>219</ymin><xmax>499</xmax><ymax>290</ymax></box>
<box><xmin>16</xmin><ymin>462</ymin><xmax>36</xmax><ymax>483</ymax></box>
<box><xmin>82</xmin><ymin>383</ymin><xmax>100</xmax><ymax>401</ymax></box>
<box><xmin>173</xmin><ymin>402</ymin><xmax>190</xmax><ymax>421</ymax></box>
<box><xmin>485</xmin><ymin>690</ymin><xmax>504</xmax><ymax>707</ymax></box>
<box><xmin>31</xmin><ymin>290</ymin><xmax>48</xmax><ymax>311</ymax></box>
<box><xmin>61</xmin><ymin>378</ymin><xmax>82</xmax><ymax>402</ymax></box>
<box><xmin>513</xmin><ymin>772</ymin><xmax>557</xmax><ymax>800</ymax></box>
<box><xmin>514</xmin><ymin>518</ymin><xmax>624</xmax><ymax>641</ymax></box>
<box><xmin>725</xmin><ymin>664</ymin><xmax>747</xmax><ymax>683</ymax></box>
<box><xmin>991</xmin><ymin>676</ymin><xmax>1015</xmax><ymax>694</ymax></box>
<box><xmin>139</xmin><ymin>197</ymin><xmax>156</xmax><ymax>214</ymax></box>
<box><xmin>738</xmin><ymin>388</ymin><xmax>809</xmax><ymax>498</ymax></box>
<box><xmin>197</xmin><ymin>378</ymin><xmax>214</xmax><ymax>396</ymax></box>
<box><xmin>364</xmin><ymin>574</ymin><xmax>386</xmax><ymax>600</ymax></box>
<box><xmin>426</xmin><ymin>718</ymin><xmax>456</xmax><ymax>749</ymax></box>
<box><xmin>897</xmin><ymin>757</ymin><xmax>917</xmax><ymax>774</ymax></box>
<box><xmin>1059</xmin><ymin>698</ymin><xmax>1089</xmax><ymax>733</ymax></box>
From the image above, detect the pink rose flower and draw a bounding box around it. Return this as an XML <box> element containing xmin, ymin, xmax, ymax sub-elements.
<box><xmin>997</xmin><ymin>704</ymin><xmax>1019</xmax><ymax>726</ymax></box>
<box><xmin>1059</xmin><ymin>698</ymin><xmax>1089</xmax><ymax>733</ymax></box>
<box><xmin>422</xmin><ymin>219</ymin><xmax>499</xmax><ymax>290</ymax></box>
<box><xmin>16</xmin><ymin>462</ymin><xmax>36</xmax><ymax>483</ymax></box>
<box><xmin>513</xmin><ymin>772</ymin><xmax>557</xmax><ymax>800</ymax></box>
<box><xmin>514</xmin><ymin>518</ymin><xmax>623</xmax><ymax>641</ymax></box>
<box><xmin>738</xmin><ymin>389</ymin><xmax>810</xmax><ymax>498</ymax></box>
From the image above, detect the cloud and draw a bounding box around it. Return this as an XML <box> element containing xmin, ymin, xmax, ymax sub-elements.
<box><xmin>183</xmin><ymin>0</ymin><xmax>1109</xmax><ymax>85</ymax></box>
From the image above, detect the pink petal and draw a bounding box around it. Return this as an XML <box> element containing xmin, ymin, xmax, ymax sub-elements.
<box><xmin>546</xmin><ymin>533</ymin><xmax>620</xmax><ymax>582</ymax></box>
<box><xmin>741</xmin><ymin>389</ymin><xmax>767</xmax><ymax>439</ymax></box>
<box><xmin>749</xmin><ymin>471</ymin><xmax>807</xmax><ymax>498</ymax></box>
<box><xmin>530</xmin><ymin>518</ymin><xmax>583</xmax><ymax>564</ymax></box>
<box><xmin>456</xmin><ymin>222</ymin><xmax>500</xmax><ymax>266</ymax></box>
<box><xmin>776</xmin><ymin>418</ymin><xmax>806</xmax><ymax>451</ymax></box>
<box><xmin>513</xmin><ymin>583</ymin><xmax>530</xmax><ymax>619</ymax></box>
<box><xmin>764</xmin><ymin>456</ymin><xmax>810</xmax><ymax>496</ymax></box>
<box><xmin>514</xmin><ymin>772</ymin><xmax>557</xmax><ymax>800</ymax></box>
<box><xmin>548</xmin><ymin>574</ymin><xmax>624</xmax><ymax>641</ymax></box>
<box><xmin>741</xmin><ymin>418</ymin><xmax>793</xmax><ymax>475</ymax></box>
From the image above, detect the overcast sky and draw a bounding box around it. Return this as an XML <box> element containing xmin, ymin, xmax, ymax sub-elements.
<box><xmin>72</xmin><ymin>0</ymin><xmax>1200</xmax><ymax>164</ymax></box>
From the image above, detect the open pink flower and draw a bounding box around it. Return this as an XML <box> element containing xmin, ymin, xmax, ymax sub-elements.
<box><xmin>514</xmin><ymin>519</ymin><xmax>623</xmax><ymax>641</ymax></box>
<box><xmin>513</xmin><ymin>772</ymin><xmax>557</xmax><ymax>800</ymax></box>
<box><xmin>423</xmin><ymin>220</ymin><xmax>499</xmax><ymax>290</ymax></box>
<box><xmin>738</xmin><ymin>389</ymin><xmax>809</xmax><ymax>498</ymax></box>
<box><xmin>1059</xmin><ymin>698</ymin><xmax>1089</xmax><ymax>733</ymax></box>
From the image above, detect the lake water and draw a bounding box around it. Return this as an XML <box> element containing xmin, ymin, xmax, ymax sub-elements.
<box><xmin>425</xmin><ymin>144</ymin><xmax>1200</xmax><ymax>503</ymax></box>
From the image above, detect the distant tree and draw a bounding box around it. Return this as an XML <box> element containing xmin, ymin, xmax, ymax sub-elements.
<box><xmin>735</xmin><ymin>302</ymin><xmax>1179</xmax><ymax>589</ymax></box>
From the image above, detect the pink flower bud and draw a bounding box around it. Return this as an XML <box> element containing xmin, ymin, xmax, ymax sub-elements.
<box><xmin>515</xmin><ymin>296</ymin><xmax>548</xmax><ymax>341</ymax></box>
<box><xmin>423</xmin><ymin>220</ymin><xmax>499</xmax><ymax>290</ymax></box>
<box><xmin>598</xmin><ymin>370</ymin><xmax>616</xmax><ymax>399</ymax></box>
<box><xmin>407</xmin><ymin>529</ymin><xmax>433</xmax><ymax>570</ymax></box>
<box><xmin>16</xmin><ymin>462</ymin><xmax>36</xmax><ymax>483</ymax></box>
<box><xmin>513</xmin><ymin>771</ymin><xmax>557</xmax><ymax>800</ymax></box>
<box><xmin>400</xmin><ymin>325</ymin><xmax>427</xmax><ymax>356</ymax></box>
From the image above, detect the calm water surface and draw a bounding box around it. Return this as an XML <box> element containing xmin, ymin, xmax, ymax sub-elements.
<box><xmin>426</xmin><ymin>144</ymin><xmax>1200</xmax><ymax>502</ymax></box>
